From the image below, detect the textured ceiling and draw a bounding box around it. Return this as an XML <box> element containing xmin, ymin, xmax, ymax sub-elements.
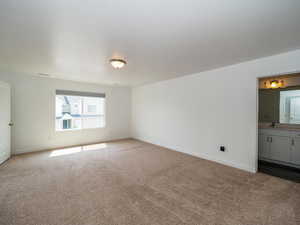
<box><xmin>0</xmin><ymin>0</ymin><xmax>300</xmax><ymax>86</ymax></box>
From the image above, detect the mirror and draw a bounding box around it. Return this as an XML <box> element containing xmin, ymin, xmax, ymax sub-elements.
<box><xmin>259</xmin><ymin>86</ymin><xmax>300</xmax><ymax>124</ymax></box>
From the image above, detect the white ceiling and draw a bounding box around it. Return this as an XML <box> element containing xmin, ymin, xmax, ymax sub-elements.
<box><xmin>0</xmin><ymin>0</ymin><xmax>300</xmax><ymax>87</ymax></box>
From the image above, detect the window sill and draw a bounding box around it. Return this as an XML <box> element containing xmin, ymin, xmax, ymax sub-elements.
<box><xmin>56</xmin><ymin>126</ymin><xmax>106</xmax><ymax>132</ymax></box>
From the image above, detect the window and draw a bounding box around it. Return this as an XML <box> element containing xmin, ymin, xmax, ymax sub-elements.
<box><xmin>87</xmin><ymin>105</ymin><xmax>97</xmax><ymax>113</ymax></box>
<box><xmin>56</xmin><ymin>90</ymin><xmax>105</xmax><ymax>131</ymax></box>
<box><xmin>63</xmin><ymin>119</ymin><xmax>71</xmax><ymax>129</ymax></box>
<box><xmin>280</xmin><ymin>90</ymin><xmax>300</xmax><ymax>124</ymax></box>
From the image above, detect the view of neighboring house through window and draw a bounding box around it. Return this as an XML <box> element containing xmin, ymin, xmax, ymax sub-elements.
<box><xmin>280</xmin><ymin>89</ymin><xmax>300</xmax><ymax>124</ymax></box>
<box><xmin>55</xmin><ymin>90</ymin><xmax>105</xmax><ymax>131</ymax></box>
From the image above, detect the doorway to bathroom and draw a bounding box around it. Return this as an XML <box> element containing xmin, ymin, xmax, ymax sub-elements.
<box><xmin>258</xmin><ymin>72</ymin><xmax>300</xmax><ymax>182</ymax></box>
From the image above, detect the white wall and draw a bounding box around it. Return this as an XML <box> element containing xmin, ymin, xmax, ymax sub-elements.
<box><xmin>0</xmin><ymin>72</ymin><xmax>131</xmax><ymax>154</ymax></box>
<box><xmin>132</xmin><ymin>49</ymin><xmax>300</xmax><ymax>173</ymax></box>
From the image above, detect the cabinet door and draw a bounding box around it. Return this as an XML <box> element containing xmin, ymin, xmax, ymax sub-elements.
<box><xmin>258</xmin><ymin>134</ymin><xmax>270</xmax><ymax>159</ymax></box>
<box><xmin>269</xmin><ymin>135</ymin><xmax>291</xmax><ymax>162</ymax></box>
<box><xmin>291</xmin><ymin>137</ymin><xmax>300</xmax><ymax>165</ymax></box>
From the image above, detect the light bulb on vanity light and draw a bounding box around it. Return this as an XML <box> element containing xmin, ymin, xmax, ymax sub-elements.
<box><xmin>270</xmin><ymin>80</ymin><xmax>279</xmax><ymax>88</ymax></box>
<box><xmin>269</xmin><ymin>80</ymin><xmax>284</xmax><ymax>89</ymax></box>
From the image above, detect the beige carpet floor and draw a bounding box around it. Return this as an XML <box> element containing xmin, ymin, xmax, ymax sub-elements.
<box><xmin>0</xmin><ymin>139</ymin><xmax>299</xmax><ymax>225</ymax></box>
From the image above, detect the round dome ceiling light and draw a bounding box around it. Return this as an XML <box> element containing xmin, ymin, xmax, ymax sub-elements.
<box><xmin>110</xmin><ymin>58</ymin><xmax>127</xmax><ymax>69</ymax></box>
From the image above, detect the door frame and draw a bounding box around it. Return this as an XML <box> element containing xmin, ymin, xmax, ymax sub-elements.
<box><xmin>0</xmin><ymin>80</ymin><xmax>11</xmax><ymax>165</ymax></box>
<box><xmin>256</xmin><ymin>71</ymin><xmax>300</xmax><ymax>172</ymax></box>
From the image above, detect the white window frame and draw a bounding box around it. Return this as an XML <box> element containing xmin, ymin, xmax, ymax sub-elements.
<box><xmin>55</xmin><ymin>90</ymin><xmax>106</xmax><ymax>132</ymax></box>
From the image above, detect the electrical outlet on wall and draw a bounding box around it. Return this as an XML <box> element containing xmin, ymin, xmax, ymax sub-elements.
<box><xmin>220</xmin><ymin>146</ymin><xmax>225</xmax><ymax>152</ymax></box>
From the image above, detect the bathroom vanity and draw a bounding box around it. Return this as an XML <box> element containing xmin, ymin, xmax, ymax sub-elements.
<box><xmin>258</xmin><ymin>128</ymin><xmax>300</xmax><ymax>168</ymax></box>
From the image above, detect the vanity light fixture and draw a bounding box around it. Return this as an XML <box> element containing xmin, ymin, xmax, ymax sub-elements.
<box><xmin>110</xmin><ymin>59</ymin><xmax>127</xmax><ymax>69</ymax></box>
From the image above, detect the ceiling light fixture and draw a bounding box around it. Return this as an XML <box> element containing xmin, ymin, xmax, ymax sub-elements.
<box><xmin>110</xmin><ymin>59</ymin><xmax>126</xmax><ymax>69</ymax></box>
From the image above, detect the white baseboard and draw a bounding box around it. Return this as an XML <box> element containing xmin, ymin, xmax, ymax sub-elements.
<box><xmin>134</xmin><ymin>137</ymin><xmax>257</xmax><ymax>173</ymax></box>
<box><xmin>187</xmin><ymin>150</ymin><xmax>257</xmax><ymax>173</ymax></box>
<box><xmin>13</xmin><ymin>137</ymin><xmax>133</xmax><ymax>155</ymax></box>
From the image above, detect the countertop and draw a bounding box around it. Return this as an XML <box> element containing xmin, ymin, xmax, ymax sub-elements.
<box><xmin>259</xmin><ymin>124</ymin><xmax>300</xmax><ymax>132</ymax></box>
